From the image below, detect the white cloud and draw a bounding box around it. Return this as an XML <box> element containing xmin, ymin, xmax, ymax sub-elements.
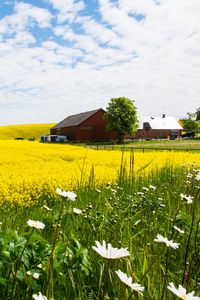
<box><xmin>0</xmin><ymin>0</ymin><xmax>200</xmax><ymax>124</ymax></box>
<box><xmin>14</xmin><ymin>2</ymin><xmax>53</xmax><ymax>28</ymax></box>
<box><xmin>0</xmin><ymin>2</ymin><xmax>52</xmax><ymax>39</ymax></box>
<box><xmin>48</xmin><ymin>0</ymin><xmax>85</xmax><ymax>23</ymax></box>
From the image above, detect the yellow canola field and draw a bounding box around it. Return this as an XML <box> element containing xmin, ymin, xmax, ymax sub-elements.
<box><xmin>0</xmin><ymin>140</ymin><xmax>199</xmax><ymax>207</ymax></box>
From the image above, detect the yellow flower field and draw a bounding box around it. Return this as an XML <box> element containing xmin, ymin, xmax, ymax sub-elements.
<box><xmin>0</xmin><ymin>140</ymin><xmax>199</xmax><ymax>206</ymax></box>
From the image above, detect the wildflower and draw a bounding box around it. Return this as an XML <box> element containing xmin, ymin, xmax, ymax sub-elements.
<box><xmin>117</xmin><ymin>186</ymin><xmax>123</xmax><ymax>190</ymax></box>
<box><xmin>167</xmin><ymin>282</ymin><xmax>200</xmax><ymax>299</ymax></box>
<box><xmin>43</xmin><ymin>205</ymin><xmax>52</xmax><ymax>211</ymax></box>
<box><xmin>173</xmin><ymin>226</ymin><xmax>185</xmax><ymax>234</ymax></box>
<box><xmin>37</xmin><ymin>263</ymin><xmax>42</xmax><ymax>269</ymax></box>
<box><xmin>195</xmin><ymin>172</ymin><xmax>200</xmax><ymax>181</ymax></box>
<box><xmin>142</xmin><ymin>187</ymin><xmax>149</xmax><ymax>191</ymax></box>
<box><xmin>180</xmin><ymin>193</ymin><xmax>193</xmax><ymax>204</ymax></box>
<box><xmin>137</xmin><ymin>192</ymin><xmax>144</xmax><ymax>196</ymax></box>
<box><xmin>56</xmin><ymin>188</ymin><xmax>76</xmax><ymax>201</ymax></box>
<box><xmin>92</xmin><ymin>240</ymin><xmax>130</xmax><ymax>259</ymax></box>
<box><xmin>32</xmin><ymin>292</ymin><xmax>47</xmax><ymax>300</ymax></box>
<box><xmin>154</xmin><ymin>234</ymin><xmax>179</xmax><ymax>249</ymax></box>
<box><xmin>95</xmin><ymin>188</ymin><xmax>101</xmax><ymax>193</ymax></box>
<box><xmin>73</xmin><ymin>207</ymin><xmax>82</xmax><ymax>215</ymax></box>
<box><xmin>149</xmin><ymin>185</ymin><xmax>156</xmax><ymax>190</ymax></box>
<box><xmin>33</xmin><ymin>272</ymin><xmax>40</xmax><ymax>280</ymax></box>
<box><xmin>187</xmin><ymin>174</ymin><xmax>193</xmax><ymax>178</ymax></box>
<box><xmin>115</xmin><ymin>270</ymin><xmax>144</xmax><ymax>293</ymax></box>
<box><xmin>27</xmin><ymin>220</ymin><xmax>45</xmax><ymax>230</ymax></box>
<box><xmin>26</xmin><ymin>270</ymin><xmax>32</xmax><ymax>276</ymax></box>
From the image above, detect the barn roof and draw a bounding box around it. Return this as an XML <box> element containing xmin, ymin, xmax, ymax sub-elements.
<box><xmin>143</xmin><ymin>116</ymin><xmax>183</xmax><ymax>130</ymax></box>
<box><xmin>52</xmin><ymin>108</ymin><xmax>104</xmax><ymax>129</ymax></box>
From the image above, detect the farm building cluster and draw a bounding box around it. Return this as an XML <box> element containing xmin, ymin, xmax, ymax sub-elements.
<box><xmin>41</xmin><ymin>108</ymin><xmax>183</xmax><ymax>143</ymax></box>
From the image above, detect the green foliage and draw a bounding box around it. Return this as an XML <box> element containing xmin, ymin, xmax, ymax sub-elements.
<box><xmin>180</xmin><ymin>118</ymin><xmax>198</xmax><ymax>132</ymax></box>
<box><xmin>105</xmin><ymin>97</ymin><xmax>138</xmax><ymax>143</ymax></box>
<box><xmin>196</xmin><ymin>108</ymin><xmax>200</xmax><ymax>121</ymax></box>
<box><xmin>180</xmin><ymin>110</ymin><xmax>200</xmax><ymax>133</ymax></box>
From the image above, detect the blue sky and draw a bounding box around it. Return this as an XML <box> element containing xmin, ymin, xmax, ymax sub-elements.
<box><xmin>0</xmin><ymin>0</ymin><xmax>199</xmax><ymax>125</ymax></box>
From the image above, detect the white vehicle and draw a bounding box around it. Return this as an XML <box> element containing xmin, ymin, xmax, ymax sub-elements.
<box><xmin>40</xmin><ymin>135</ymin><xmax>68</xmax><ymax>143</ymax></box>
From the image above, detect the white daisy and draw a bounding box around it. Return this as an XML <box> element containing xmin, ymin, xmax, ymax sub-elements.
<box><xmin>115</xmin><ymin>270</ymin><xmax>144</xmax><ymax>293</ymax></box>
<box><xmin>73</xmin><ymin>207</ymin><xmax>82</xmax><ymax>215</ymax></box>
<box><xmin>43</xmin><ymin>205</ymin><xmax>52</xmax><ymax>211</ymax></box>
<box><xmin>173</xmin><ymin>226</ymin><xmax>185</xmax><ymax>234</ymax></box>
<box><xmin>149</xmin><ymin>185</ymin><xmax>156</xmax><ymax>190</ymax></box>
<box><xmin>167</xmin><ymin>282</ymin><xmax>200</xmax><ymax>299</ymax></box>
<box><xmin>27</xmin><ymin>220</ymin><xmax>45</xmax><ymax>230</ymax></box>
<box><xmin>92</xmin><ymin>240</ymin><xmax>130</xmax><ymax>259</ymax></box>
<box><xmin>32</xmin><ymin>292</ymin><xmax>47</xmax><ymax>300</ymax></box>
<box><xmin>180</xmin><ymin>193</ymin><xmax>193</xmax><ymax>204</ymax></box>
<box><xmin>56</xmin><ymin>188</ymin><xmax>76</xmax><ymax>201</ymax></box>
<box><xmin>33</xmin><ymin>272</ymin><xmax>40</xmax><ymax>280</ymax></box>
<box><xmin>154</xmin><ymin>234</ymin><xmax>179</xmax><ymax>249</ymax></box>
<box><xmin>195</xmin><ymin>172</ymin><xmax>200</xmax><ymax>181</ymax></box>
<box><xmin>37</xmin><ymin>264</ymin><xmax>42</xmax><ymax>269</ymax></box>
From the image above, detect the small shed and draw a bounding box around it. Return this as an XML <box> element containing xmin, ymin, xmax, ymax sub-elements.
<box><xmin>50</xmin><ymin>108</ymin><xmax>117</xmax><ymax>142</ymax></box>
<box><xmin>136</xmin><ymin>115</ymin><xmax>183</xmax><ymax>139</ymax></box>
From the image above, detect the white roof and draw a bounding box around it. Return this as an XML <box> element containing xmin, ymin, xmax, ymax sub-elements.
<box><xmin>141</xmin><ymin>116</ymin><xmax>183</xmax><ymax>130</ymax></box>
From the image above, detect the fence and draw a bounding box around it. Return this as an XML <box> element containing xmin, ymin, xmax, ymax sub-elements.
<box><xmin>84</xmin><ymin>145</ymin><xmax>200</xmax><ymax>152</ymax></box>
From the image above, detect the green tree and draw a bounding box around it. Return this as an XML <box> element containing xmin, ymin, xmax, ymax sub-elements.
<box><xmin>105</xmin><ymin>97</ymin><xmax>138</xmax><ymax>143</ymax></box>
<box><xmin>195</xmin><ymin>108</ymin><xmax>200</xmax><ymax>121</ymax></box>
<box><xmin>179</xmin><ymin>112</ymin><xmax>198</xmax><ymax>132</ymax></box>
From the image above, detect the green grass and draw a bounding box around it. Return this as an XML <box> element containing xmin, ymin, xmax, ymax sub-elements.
<box><xmin>87</xmin><ymin>139</ymin><xmax>200</xmax><ymax>151</ymax></box>
<box><xmin>0</xmin><ymin>163</ymin><xmax>199</xmax><ymax>299</ymax></box>
<box><xmin>0</xmin><ymin>123</ymin><xmax>55</xmax><ymax>141</ymax></box>
<box><xmin>125</xmin><ymin>139</ymin><xmax>200</xmax><ymax>149</ymax></box>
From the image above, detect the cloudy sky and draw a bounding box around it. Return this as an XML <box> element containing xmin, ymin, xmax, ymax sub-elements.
<box><xmin>0</xmin><ymin>0</ymin><xmax>199</xmax><ymax>125</ymax></box>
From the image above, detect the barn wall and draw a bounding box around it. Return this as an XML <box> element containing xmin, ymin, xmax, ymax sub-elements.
<box><xmin>76</xmin><ymin>109</ymin><xmax>117</xmax><ymax>142</ymax></box>
<box><xmin>136</xmin><ymin>129</ymin><xmax>182</xmax><ymax>139</ymax></box>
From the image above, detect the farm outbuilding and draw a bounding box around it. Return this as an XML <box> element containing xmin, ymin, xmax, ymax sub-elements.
<box><xmin>136</xmin><ymin>115</ymin><xmax>183</xmax><ymax>139</ymax></box>
<box><xmin>50</xmin><ymin>108</ymin><xmax>118</xmax><ymax>142</ymax></box>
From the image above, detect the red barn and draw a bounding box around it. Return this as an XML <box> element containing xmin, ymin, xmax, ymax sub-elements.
<box><xmin>50</xmin><ymin>108</ymin><xmax>118</xmax><ymax>142</ymax></box>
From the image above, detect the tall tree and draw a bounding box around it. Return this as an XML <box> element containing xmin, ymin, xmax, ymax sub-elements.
<box><xmin>179</xmin><ymin>112</ymin><xmax>198</xmax><ymax>132</ymax></box>
<box><xmin>196</xmin><ymin>108</ymin><xmax>200</xmax><ymax>121</ymax></box>
<box><xmin>105</xmin><ymin>97</ymin><xmax>138</xmax><ymax>143</ymax></box>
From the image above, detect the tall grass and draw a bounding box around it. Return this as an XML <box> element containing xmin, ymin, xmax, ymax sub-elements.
<box><xmin>0</xmin><ymin>156</ymin><xmax>199</xmax><ymax>299</ymax></box>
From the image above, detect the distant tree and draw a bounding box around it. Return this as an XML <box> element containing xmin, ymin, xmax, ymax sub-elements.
<box><xmin>196</xmin><ymin>108</ymin><xmax>200</xmax><ymax>121</ymax></box>
<box><xmin>179</xmin><ymin>112</ymin><xmax>198</xmax><ymax>132</ymax></box>
<box><xmin>105</xmin><ymin>97</ymin><xmax>138</xmax><ymax>143</ymax></box>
